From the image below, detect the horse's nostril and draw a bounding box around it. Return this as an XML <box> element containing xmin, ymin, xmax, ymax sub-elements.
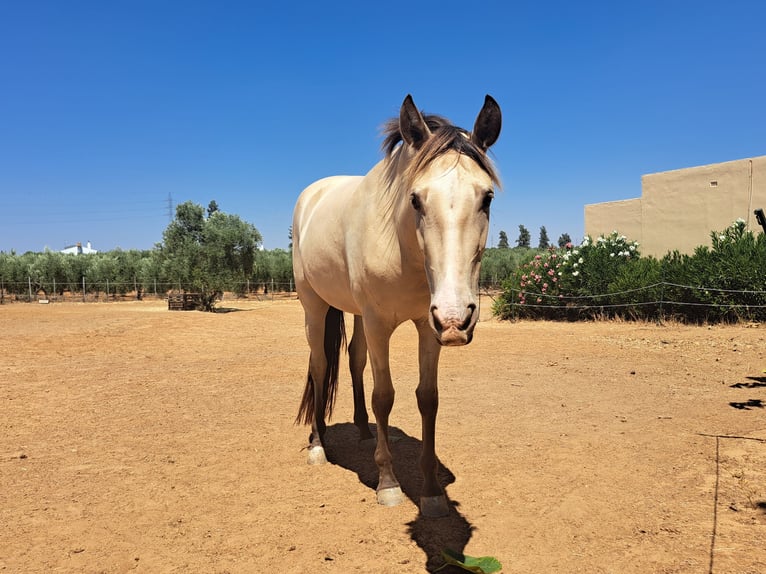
<box><xmin>430</xmin><ymin>305</ymin><xmax>444</xmax><ymax>331</ymax></box>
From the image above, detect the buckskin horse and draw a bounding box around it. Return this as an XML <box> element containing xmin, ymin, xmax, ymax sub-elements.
<box><xmin>292</xmin><ymin>95</ymin><xmax>501</xmax><ymax>517</ymax></box>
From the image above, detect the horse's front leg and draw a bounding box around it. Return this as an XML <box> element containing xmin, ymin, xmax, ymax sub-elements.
<box><xmin>415</xmin><ymin>319</ymin><xmax>449</xmax><ymax>517</ymax></box>
<box><xmin>349</xmin><ymin>315</ymin><xmax>374</xmax><ymax>441</ymax></box>
<box><xmin>364</xmin><ymin>317</ymin><xmax>404</xmax><ymax>507</ymax></box>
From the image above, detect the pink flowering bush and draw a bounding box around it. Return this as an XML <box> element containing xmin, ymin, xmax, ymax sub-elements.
<box><xmin>512</xmin><ymin>248</ymin><xmax>565</xmax><ymax>306</ymax></box>
<box><xmin>494</xmin><ymin>232</ymin><xmax>642</xmax><ymax>319</ymax></box>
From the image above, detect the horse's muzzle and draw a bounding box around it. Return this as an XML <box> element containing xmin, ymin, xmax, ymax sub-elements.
<box><xmin>430</xmin><ymin>304</ymin><xmax>476</xmax><ymax>346</ymax></box>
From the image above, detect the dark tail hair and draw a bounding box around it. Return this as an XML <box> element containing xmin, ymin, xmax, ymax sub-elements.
<box><xmin>296</xmin><ymin>306</ymin><xmax>346</xmax><ymax>425</ymax></box>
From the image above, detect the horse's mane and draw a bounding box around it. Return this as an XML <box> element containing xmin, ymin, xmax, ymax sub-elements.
<box><xmin>381</xmin><ymin>114</ymin><xmax>500</xmax><ymax>188</ymax></box>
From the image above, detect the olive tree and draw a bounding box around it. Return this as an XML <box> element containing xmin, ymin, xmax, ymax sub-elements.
<box><xmin>158</xmin><ymin>201</ymin><xmax>262</xmax><ymax>310</ymax></box>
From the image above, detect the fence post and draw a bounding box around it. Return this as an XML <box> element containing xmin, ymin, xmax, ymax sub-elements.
<box><xmin>271</xmin><ymin>278</ymin><xmax>275</xmax><ymax>300</ymax></box>
<box><xmin>512</xmin><ymin>287</ymin><xmax>517</xmax><ymax>321</ymax></box>
<box><xmin>82</xmin><ymin>276</ymin><xmax>86</xmax><ymax>303</ymax></box>
<box><xmin>106</xmin><ymin>279</ymin><xmax>109</xmax><ymax>301</ymax></box>
<box><xmin>28</xmin><ymin>276</ymin><xmax>32</xmax><ymax>301</ymax></box>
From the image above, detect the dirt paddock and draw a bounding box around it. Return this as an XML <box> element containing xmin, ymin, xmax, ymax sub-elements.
<box><xmin>2</xmin><ymin>297</ymin><xmax>765</xmax><ymax>573</ymax></box>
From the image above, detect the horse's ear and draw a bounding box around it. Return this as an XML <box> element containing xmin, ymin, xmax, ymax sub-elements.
<box><xmin>399</xmin><ymin>94</ymin><xmax>431</xmax><ymax>150</ymax></box>
<box><xmin>471</xmin><ymin>95</ymin><xmax>502</xmax><ymax>151</ymax></box>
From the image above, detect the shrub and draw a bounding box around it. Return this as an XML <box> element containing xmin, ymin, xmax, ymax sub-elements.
<box><xmin>480</xmin><ymin>247</ymin><xmax>538</xmax><ymax>289</ymax></box>
<box><xmin>495</xmin><ymin>220</ymin><xmax>766</xmax><ymax>323</ymax></box>
<box><xmin>660</xmin><ymin>219</ymin><xmax>766</xmax><ymax>322</ymax></box>
<box><xmin>495</xmin><ymin>231</ymin><xmax>644</xmax><ymax>320</ymax></box>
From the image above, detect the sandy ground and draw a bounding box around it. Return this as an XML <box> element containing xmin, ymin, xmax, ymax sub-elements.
<box><xmin>1</xmin><ymin>297</ymin><xmax>765</xmax><ymax>573</ymax></box>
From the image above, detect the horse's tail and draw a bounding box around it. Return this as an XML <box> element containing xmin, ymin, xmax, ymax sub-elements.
<box><xmin>296</xmin><ymin>306</ymin><xmax>346</xmax><ymax>425</ymax></box>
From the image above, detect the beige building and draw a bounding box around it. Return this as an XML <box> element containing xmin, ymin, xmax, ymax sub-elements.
<box><xmin>585</xmin><ymin>156</ymin><xmax>766</xmax><ymax>257</ymax></box>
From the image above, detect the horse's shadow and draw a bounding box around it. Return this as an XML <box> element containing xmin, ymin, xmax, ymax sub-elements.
<box><xmin>323</xmin><ymin>422</ymin><xmax>473</xmax><ymax>573</ymax></box>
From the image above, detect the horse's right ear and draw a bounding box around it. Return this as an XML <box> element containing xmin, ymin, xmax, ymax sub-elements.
<box><xmin>399</xmin><ymin>95</ymin><xmax>431</xmax><ymax>150</ymax></box>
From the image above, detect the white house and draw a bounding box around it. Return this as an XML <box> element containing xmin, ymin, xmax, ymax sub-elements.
<box><xmin>61</xmin><ymin>241</ymin><xmax>98</xmax><ymax>255</ymax></box>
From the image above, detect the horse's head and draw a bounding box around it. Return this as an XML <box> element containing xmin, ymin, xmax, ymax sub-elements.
<box><xmin>398</xmin><ymin>95</ymin><xmax>502</xmax><ymax>346</ymax></box>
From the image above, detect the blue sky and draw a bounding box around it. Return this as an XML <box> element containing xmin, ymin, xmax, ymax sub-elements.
<box><xmin>2</xmin><ymin>1</ymin><xmax>765</xmax><ymax>253</ymax></box>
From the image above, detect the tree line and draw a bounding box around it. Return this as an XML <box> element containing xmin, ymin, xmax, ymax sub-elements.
<box><xmin>497</xmin><ymin>225</ymin><xmax>572</xmax><ymax>250</ymax></box>
<box><xmin>7</xmin><ymin>203</ymin><xmax>760</xmax><ymax>323</ymax></box>
<box><xmin>0</xmin><ymin>200</ymin><xmax>573</xmax><ymax>307</ymax></box>
<box><xmin>0</xmin><ymin>201</ymin><xmax>294</xmax><ymax>309</ymax></box>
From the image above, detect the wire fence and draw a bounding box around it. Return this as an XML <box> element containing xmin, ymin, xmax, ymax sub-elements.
<box><xmin>0</xmin><ymin>278</ymin><xmax>296</xmax><ymax>304</ymax></box>
<box><xmin>5</xmin><ymin>278</ymin><xmax>766</xmax><ymax>323</ymax></box>
<box><xmin>491</xmin><ymin>281</ymin><xmax>766</xmax><ymax>322</ymax></box>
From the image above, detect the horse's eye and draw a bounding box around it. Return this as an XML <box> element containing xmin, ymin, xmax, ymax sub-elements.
<box><xmin>480</xmin><ymin>191</ymin><xmax>494</xmax><ymax>213</ymax></box>
<box><xmin>411</xmin><ymin>193</ymin><xmax>422</xmax><ymax>211</ymax></box>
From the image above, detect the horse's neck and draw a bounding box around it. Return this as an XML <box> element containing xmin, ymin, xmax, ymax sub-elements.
<box><xmin>362</xmin><ymin>150</ymin><xmax>423</xmax><ymax>268</ymax></box>
<box><xmin>368</xmin><ymin>151</ymin><xmax>410</xmax><ymax>228</ymax></box>
<box><xmin>376</xmin><ymin>145</ymin><xmax>412</xmax><ymax>210</ymax></box>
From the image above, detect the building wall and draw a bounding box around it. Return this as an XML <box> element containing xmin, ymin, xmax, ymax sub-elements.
<box><xmin>584</xmin><ymin>156</ymin><xmax>766</xmax><ymax>258</ymax></box>
<box><xmin>584</xmin><ymin>198</ymin><xmax>643</xmax><ymax>245</ymax></box>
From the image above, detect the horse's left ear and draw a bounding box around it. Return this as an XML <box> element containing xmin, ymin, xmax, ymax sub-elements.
<box><xmin>471</xmin><ymin>95</ymin><xmax>502</xmax><ymax>151</ymax></box>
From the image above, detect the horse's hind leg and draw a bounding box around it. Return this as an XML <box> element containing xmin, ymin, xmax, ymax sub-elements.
<box><xmin>349</xmin><ymin>315</ymin><xmax>374</xmax><ymax>441</ymax></box>
<box><xmin>306</xmin><ymin>349</ymin><xmax>330</xmax><ymax>465</ymax></box>
<box><xmin>296</xmin><ymin>294</ymin><xmax>331</xmax><ymax>465</ymax></box>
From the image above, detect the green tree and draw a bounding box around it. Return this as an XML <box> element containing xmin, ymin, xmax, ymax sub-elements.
<box><xmin>34</xmin><ymin>250</ymin><xmax>68</xmax><ymax>295</ymax></box>
<box><xmin>498</xmin><ymin>230</ymin><xmax>509</xmax><ymax>249</ymax></box>
<box><xmin>538</xmin><ymin>226</ymin><xmax>549</xmax><ymax>249</ymax></box>
<box><xmin>90</xmin><ymin>253</ymin><xmax>119</xmax><ymax>295</ymax></box>
<box><xmin>254</xmin><ymin>248</ymin><xmax>293</xmax><ymax>289</ymax></box>
<box><xmin>105</xmin><ymin>249</ymin><xmax>151</xmax><ymax>297</ymax></box>
<box><xmin>160</xmin><ymin>201</ymin><xmax>206</xmax><ymax>291</ymax></box>
<box><xmin>62</xmin><ymin>251</ymin><xmax>93</xmax><ymax>293</ymax></box>
<box><xmin>204</xmin><ymin>211</ymin><xmax>261</xmax><ymax>289</ymax></box>
<box><xmin>515</xmin><ymin>225</ymin><xmax>531</xmax><ymax>249</ymax></box>
<box><xmin>558</xmin><ymin>233</ymin><xmax>572</xmax><ymax>248</ymax></box>
<box><xmin>158</xmin><ymin>201</ymin><xmax>262</xmax><ymax>310</ymax></box>
<box><xmin>480</xmin><ymin>247</ymin><xmax>520</xmax><ymax>287</ymax></box>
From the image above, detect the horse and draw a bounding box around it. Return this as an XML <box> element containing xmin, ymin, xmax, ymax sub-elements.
<box><xmin>292</xmin><ymin>94</ymin><xmax>501</xmax><ymax>517</ymax></box>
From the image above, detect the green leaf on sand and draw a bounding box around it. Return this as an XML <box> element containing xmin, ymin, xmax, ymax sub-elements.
<box><xmin>436</xmin><ymin>548</ymin><xmax>502</xmax><ymax>573</ymax></box>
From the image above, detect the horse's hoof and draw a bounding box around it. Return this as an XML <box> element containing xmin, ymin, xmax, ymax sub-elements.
<box><xmin>420</xmin><ymin>495</ymin><xmax>449</xmax><ymax>517</ymax></box>
<box><xmin>307</xmin><ymin>446</ymin><xmax>327</xmax><ymax>465</ymax></box>
<box><xmin>376</xmin><ymin>486</ymin><xmax>404</xmax><ymax>507</ymax></box>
